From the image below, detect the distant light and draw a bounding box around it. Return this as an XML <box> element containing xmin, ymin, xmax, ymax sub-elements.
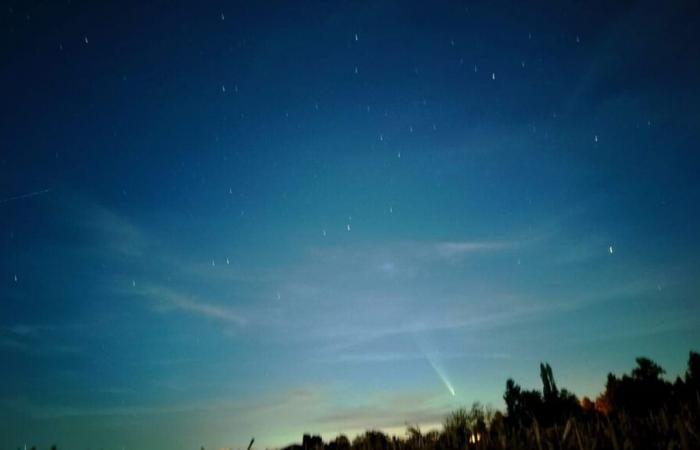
<box><xmin>609</xmin><ymin>245</ymin><xmax>614</xmax><ymax>254</ymax></box>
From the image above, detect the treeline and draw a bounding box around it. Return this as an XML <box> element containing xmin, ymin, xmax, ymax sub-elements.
<box><xmin>283</xmin><ymin>351</ymin><xmax>700</xmax><ymax>450</ymax></box>
<box><xmin>15</xmin><ymin>352</ymin><xmax>700</xmax><ymax>450</ymax></box>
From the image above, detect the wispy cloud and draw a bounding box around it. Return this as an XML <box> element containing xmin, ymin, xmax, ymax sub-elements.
<box><xmin>554</xmin><ymin>315</ymin><xmax>699</xmax><ymax>349</ymax></box>
<box><xmin>310</xmin><ymin>238</ymin><xmax>519</xmax><ymax>267</ymax></box>
<box><xmin>434</xmin><ymin>241</ymin><xmax>513</xmax><ymax>258</ymax></box>
<box><xmin>317</xmin><ymin>350</ymin><xmax>510</xmax><ymax>365</ymax></box>
<box><xmin>4</xmin><ymin>384</ymin><xmax>326</xmax><ymax>422</ymax></box>
<box><xmin>0</xmin><ymin>329</ymin><xmax>84</xmax><ymax>357</ymax></box>
<box><xmin>138</xmin><ymin>285</ymin><xmax>247</xmax><ymax>326</ymax></box>
<box><xmin>58</xmin><ymin>196</ymin><xmax>154</xmax><ymax>259</ymax></box>
<box><xmin>313</xmin><ymin>302</ymin><xmax>543</xmax><ymax>352</ymax></box>
<box><xmin>302</xmin><ymin>274</ymin><xmax>661</xmax><ymax>354</ymax></box>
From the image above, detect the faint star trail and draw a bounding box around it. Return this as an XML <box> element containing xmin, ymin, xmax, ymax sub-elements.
<box><xmin>0</xmin><ymin>188</ymin><xmax>52</xmax><ymax>205</ymax></box>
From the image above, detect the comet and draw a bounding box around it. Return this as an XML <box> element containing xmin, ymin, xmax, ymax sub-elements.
<box><xmin>425</xmin><ymin>352</ymin><xmax>456</xmax><ymax>396</ymax></box>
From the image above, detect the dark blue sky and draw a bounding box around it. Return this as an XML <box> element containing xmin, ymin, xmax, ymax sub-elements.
<box><xmin>1</xmin><ymin>1</ymin><xmax>700</xmax><ymax>449</ymax></box>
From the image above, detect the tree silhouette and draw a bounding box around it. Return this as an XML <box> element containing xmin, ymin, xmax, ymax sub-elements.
<box><xmin>540</xmin><ymin>363</ymin><xmax>558</xmax><ymax>403</ymax></box>
<box><xmin>441</xmin><ymin>409</ymin><xmax>469</xmax><ymax>450</ymax></box>
<box><xmin>352</xmin><ymin>431</ymin><xmax>390</xmax><ymax>450</ymax></box>
<box><xmin>327</xmin><ymin>435</ymin><xmax>350</xmax><ymax>450</ymax></box>
<box><xmin>504</xmin><ymin>362</ymin><xmax>580</xmax><ymax>426</ymax></box>
<box><xmin>686</xmin><ymin>351</ymin><xmax>700</xmax><ymax>391</ymax></box>
<box><xmin>600</xmin><ymin>356</ymin><xmax>674</xmax><ymax>417</ymax></box>
<box><xmin>503</xmin><ymin>378</ymin><xmax>543</xmax><ymax>426</ymax></box>
<box><xmin>631</xmin><ymin>357</ymin><xmax>665</xmax><ymax>381</ymax></box>
<box><xmin>303</xmin><ymin>434</ymin><xmax>323</xmax><ymax>450</ymax></box>
<box><xmin>275</xmin><ymin>351</ymin><xmax>700</xmax><ymax>450</ymax></box>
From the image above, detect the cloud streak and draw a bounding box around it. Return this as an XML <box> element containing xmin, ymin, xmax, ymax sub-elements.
<box><xmin>138</xmin><ymin>285</ymin><xmax>247</xmax><ymax>326</ymax></box>
<box><xmin>434</xmin><ymin>241</ymin><xmax>513</xmax><ymax>258</ymax></box>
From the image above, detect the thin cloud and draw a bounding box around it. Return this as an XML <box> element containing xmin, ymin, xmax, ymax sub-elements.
<box><xmin>309</xmin><ymin>277</ymin><xmax>660</xmax><ymax>353</ymax></box>
<box><xmin>434</xmin><ymin>241</ymin><xmax>513</xmax><ymax>258</ymax></box>
<box><xmin>7</xmin><ymin>384</ymin><xmax>325</xmax><ymax>420</ymax></box>
<box><xmin>139</xmin><ymin>285</ymin><xmax>247</xmax><ymax>326</ymax></box>
<box><xmin>317</xmin><ymin>350</ymin><xmax>510</xmax><ymax>365</ymax></box>
<box><xmin>0</xmin><ymin>335</ymin><xmax>84</xmax><ymax>357</ymax></box>
<box><xmin>311</xmin><ymin>239</ymin><xmax>517</xmax><ymax>264</ymax></box>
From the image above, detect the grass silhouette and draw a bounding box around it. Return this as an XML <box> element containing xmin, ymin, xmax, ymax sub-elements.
<box><xmin>279</xmin><ymin>351</ymin><xmax>699</xmax><ymax>450</ymax></box>
<box><xmin>17</xmin><ymin>352</ymin><xmax>700</xmax><ymax>450</ymax></box>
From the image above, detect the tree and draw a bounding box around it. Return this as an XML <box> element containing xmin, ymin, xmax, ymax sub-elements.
<box><xmin>632</xmin><ymin>357</ymin><xmax>665</xmax><ymax>381</ymax></box>
<box><xmin>467</xmin><ymin>402</ymin><xmax>488</xmax><ymax>434</ymax></box>
<box><xmin>442</xmin><ymin>408</ymin><xmax>469</xmax><ymax>449</ymax></box>
<box><xmin>327</xmin><ymin>435</ymin><xmax>350</xmax><ymax>450</ymax></box>
<box><xmin>424</xmin><ymin>430</ymin><xmax>440</xmax><ymax>447</ymax></box>
<box><xmin>540</xmin><ymin>363</ymin><xmax>558</xmax><ymax>402</ymax></box>
<box><xmin>503</xmin><ymin>378</ymin><xmax>543</xmax><ymax>426</ymax></box>
<box><xmin>352</xmin><ymin>431</ymin><xmax>390</xmax><ymax>450</ymax></box>
<box><xmin>504</xmin><ymin>363</ymin><xmax>580</xmax><ymax>426</ymax></box>
<box><xmin>686</xmin><ymin>351</ymin><xmax>700</xmax><ymax>390</ymax></box>
<box><xmin>405</xmin><ymin>425</ymin><xmax>423</xmax><ymax>450</ymax></box>
<box><xmin>303</xmin><ymin>434</ymin><xmax>323</xmax><ymax>450</ymax></box>
<box><xmin>504</xmin><ymin>379</ymin><xmax>522</xmax><ymax>420</ymax></box>
<box><xmin>599</xmin><ymin>356</ymin><xmax>672</xmax><ymax>416</ymax></box>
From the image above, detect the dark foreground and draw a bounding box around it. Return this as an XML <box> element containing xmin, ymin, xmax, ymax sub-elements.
<box><xmin>15</xmin><ymin>352</ymin><xmax>700</xmax><ymax>450</ymax></box>
<box><xmin>282</xmin><ymin>352</ymin><xmax>700</xmax><ymax>450</ymax></box>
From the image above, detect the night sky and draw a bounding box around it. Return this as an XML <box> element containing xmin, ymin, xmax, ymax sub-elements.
<box><xmin>2</xmin><ymin>1</ymin><xmax>700</xmax><ymax>449</ymax></box>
